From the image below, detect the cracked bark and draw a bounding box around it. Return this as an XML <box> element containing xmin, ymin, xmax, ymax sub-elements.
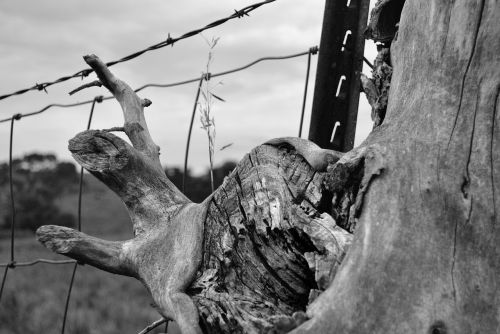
<box><xmin>35</xmin><ymin>0</ymin><xmax>500</xmax><ymax>333</ymax></box>
<box><xmin>290</xmin><ymin>0</ymin><xmax>500</xmax><ymax>333</ymax></box>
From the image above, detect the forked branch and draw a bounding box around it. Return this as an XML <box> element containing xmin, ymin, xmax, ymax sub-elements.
<box><xmin>83</xmin><ymin>54</ymin><xmax>161</xmax><ymax>169</ymax></box>
<box><xmin>37</xmin><ymin>53</ymin><xmax>367</xmax><ymax>334</ymax></box>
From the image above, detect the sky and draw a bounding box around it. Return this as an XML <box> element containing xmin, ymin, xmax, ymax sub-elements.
<box><xmin>0</xmin><ymin>0</ymin><xmax>377</xmax><ymax>175</ymax></box>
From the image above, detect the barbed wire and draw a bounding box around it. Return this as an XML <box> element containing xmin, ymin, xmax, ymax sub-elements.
<box><xmin>0</xmin><ymin>3</ymin><xmax>333</xmax><ymax>334</ymax></box>
<box><xmin>0</xmin><ymin>0</ymin><xmax>373</xmax><ymax>326</ymax></box>
<box><xmin>0</xmin><ymin>0</ymin><xmax>276</xmax><ymax>102</ymax></box>
<box><xmin>0</xmin><ymin>49</ymin><xmax>313</xmax><ymax>124</ymax></box>
<box><xmin>0</xmin><ymin>46</ymin><xmax>318</xmax><ymax>334</ymax></box>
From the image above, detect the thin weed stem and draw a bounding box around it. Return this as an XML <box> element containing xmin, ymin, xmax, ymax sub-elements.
<box><xmin>199</xmin><ymin>35</ymin><xmax>223</xmax><ymax>193</ymax></box>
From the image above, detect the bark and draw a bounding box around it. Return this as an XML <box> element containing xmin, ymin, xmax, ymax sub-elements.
<box><xmin>36</xmin><ymin>54</ymin><xmax>351</xmax><ymax>334</ymax></box>
<box><xmin>360</xmin><ymin>46</ymin><xmax>392</xmax><ymax>127</ymax></box>
<box><xmin>36</xmin><ymin>0</ymin><xmax>500</xmax><ymax>333</ymax></box>
<box><xmin>291</xmin><ymin>0</ymin><xmax>500</xmax><ymax>333</ymax></box>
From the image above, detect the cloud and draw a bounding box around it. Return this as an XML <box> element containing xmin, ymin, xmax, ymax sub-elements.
<box><xmin>0</xmin><ymin>0</ymin><xmax>376</xmax><ymax>175</ymax></box>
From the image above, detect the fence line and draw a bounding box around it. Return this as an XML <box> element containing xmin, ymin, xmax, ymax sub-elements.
<box><xmin>0</xmin><ymin>0</ymin><xmax>276</xmax><ymax>102</ymax></box>
<box><xmin>0</xmin><ymin>45</ymin><xmax>318</xmax><ymax>333</ymax></box>
<box><xmin>182</xmin><ymin>46</ymin><xmax>319</xmax><ymax>191</ymax></box>
<box><xmin>0</xmin><ymin>49</ymin><xmax>314</xmax><ymax>124</ymax></box>
<box><xmin>0</xmin><ymin>115</ymin><xmax>21</xmax><ymax>302</ymax></box>
<box><xmin>60</xmin><ymin>97</ymin><xmax>100</xmax><ymax>334</ymax></box>
<box><xmin>0</xmin><ymin>259</ymin><xmax>76</xmax><ymax>267</ymax></box>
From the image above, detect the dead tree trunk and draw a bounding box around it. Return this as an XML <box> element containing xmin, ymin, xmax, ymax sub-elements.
<box><xmin>37</xmin><ymin>0</ymin><xmax>499</xmax><ymax>333</ymax></box>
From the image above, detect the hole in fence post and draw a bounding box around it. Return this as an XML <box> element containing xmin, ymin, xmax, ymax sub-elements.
<box><xmin>341</xmin><ymin>30</ymin><xmax>352</xmax><ymax>51</ymax></box>
<box><xmin>336</xmin><ymin>75</ymin><xmax>346</xmax><ymax>97</ymax></box>
<box><xmin>330</xmin><ymin>121</ymin><xmax>341</xmax><ymax>142</ymax></box>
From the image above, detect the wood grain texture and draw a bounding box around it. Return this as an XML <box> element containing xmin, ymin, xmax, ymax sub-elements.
<box><xmin>68</xmin><ymin>129</ymin><xmax>189</xmax><ymax>235</ymax></box>
<box><xmin>37</xmin><ymin>55</ymin><xmax>354</xmax><ymax>333</ymax></box>
<box><xmin>37</xmin><ymin>1</ymin><xmax>500</xmax><ymax>331</ymax></box>
<box><xmin>292</xmin><ymin>0</ymin><xmax>500</xmax><ymax>333</ymax></box>
<box><xmin>190</xmin><ymin>143</ymin><xmax>352</xmax><ymax>333</ymax></box>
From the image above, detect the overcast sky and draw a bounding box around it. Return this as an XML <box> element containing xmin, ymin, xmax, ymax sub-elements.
<box><xmin>0</xmin><ymin>0</ymin><xmax>376</xmax><ymax>174</ymax></box>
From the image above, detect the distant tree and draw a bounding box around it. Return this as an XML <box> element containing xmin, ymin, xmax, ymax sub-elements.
<box><xmin>166</xmin><ymin>161</ymin><xmax>237</xmax><ymax>203</ymax></box>
<box><xmin>0</xmin><ymin>153</ymin><xmax>78</xmax><ymax>232</ymax></box>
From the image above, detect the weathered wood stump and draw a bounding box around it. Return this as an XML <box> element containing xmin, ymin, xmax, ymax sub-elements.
<box><xmin>37</xmin><ymin>0</ymin><xmax>500</xmax><ymax>333</ymax></box>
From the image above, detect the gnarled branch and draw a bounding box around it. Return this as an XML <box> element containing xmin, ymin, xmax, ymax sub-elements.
<box><xmin>36</xmin><ymin>225</ymin><xmax>136</xmax><ymax>277</ymax></box>
<box><xmin>83</xmin><ymin>54</ymin><xmax>162</xmax><ymax>168</ymax></box>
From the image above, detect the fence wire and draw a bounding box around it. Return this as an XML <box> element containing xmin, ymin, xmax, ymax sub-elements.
<box><xmin>0</xmin><ymin>49</ymin><xmax>313</xmax><ymax>124</ymax></box>
<box><xmin>298</xmin><ymin>46</ymin><xmax>318</xmax><ymax>137</ymax></box>
<box><xmin>0</xmin><ymin>0</ymin><xmax>276</xmax><ymax>102</ymax></box>
<box><xmin>60</xmin><ymin>97</ymin><xmax>100</xmax><ymax>334</ymax></box>
<box><xmin>0</xmin><ymin>45</ymin><xmax>318</xmax><ymax>334</ymax></box>
<box><xmin>0</xmin><ymin>115</ymin><xmax>20</xmax><ymax>302</ymax></box>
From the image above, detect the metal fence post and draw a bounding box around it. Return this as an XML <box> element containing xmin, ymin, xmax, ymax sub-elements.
<box><xmin>308</xmin><ymin>0</ymin><xmax>370</xmax><ymax>152</ymax></box>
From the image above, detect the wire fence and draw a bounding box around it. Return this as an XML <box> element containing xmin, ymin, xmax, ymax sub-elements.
<box><xmin>0</xmin><ymin>0</ymin><xmax>276</xmax><ymax>102</ymax></box>
<box><xmin>0</xmin><ymin>43</ymin><xmax>318</xmax><ymax>333</ymax></box>
<box><xmin>0</xmin><ymin>0</ymin><xmax>373</xmax><ymax>331</ymax></box>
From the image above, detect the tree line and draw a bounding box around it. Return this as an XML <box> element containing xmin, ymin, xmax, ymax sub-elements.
<box><xmin>0</xmin><ymin>153</ymin><xmax>235</xmax><ymax>233</ymax></box>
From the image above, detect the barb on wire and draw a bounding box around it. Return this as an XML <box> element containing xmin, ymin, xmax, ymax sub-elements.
<box><xmin>298</xmin><ymin>47</ymin><xmax>316</xmax><ymax>137</ymax></box>
<box><xmin>0</xmin><ymin>0</ymin><xmax>276</xmax><ymax>102</ymax></box>
<box><xmin>0</xmin><ymin>48</ymin><xmax>315</xmax><ymax>125</ymax></box>
<box><xmin>138</xmin><ymin>318</ymin><xmax>167</xmax><ymax>334</ymax></box>
<box><xmin>0</xmin><ymin>43</ymin><xmax>324</xmax><ymax>331</ymax></box>
<box><xmin>0</xmin><ymin>46</ymin><xmax>318</xmax><ymax>313</ymax></box>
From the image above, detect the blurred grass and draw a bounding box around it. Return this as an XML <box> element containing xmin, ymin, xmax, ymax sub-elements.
<box><xmin>0</xmin><ymin>174</ymin><xmax>178</xmax><ymax>334</ymax></box>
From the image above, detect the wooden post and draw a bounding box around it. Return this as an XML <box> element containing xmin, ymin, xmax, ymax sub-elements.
<box><xmin>308</xmin><ymin>0</ymin><xmax>370</xmax><ymax>152</ymax></box>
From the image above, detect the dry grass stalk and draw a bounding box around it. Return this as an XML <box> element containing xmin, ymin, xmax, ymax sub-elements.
<box><xmin>199</xmin><ymin>36</ymin><xmax>224</xmax><ymax>193</ymax></box>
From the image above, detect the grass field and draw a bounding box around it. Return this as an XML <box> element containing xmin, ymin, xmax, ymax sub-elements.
<box><xmin>0</xmin><ymin>174</ymin><xmax>178</xmax><ymax>334</ymax></box>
